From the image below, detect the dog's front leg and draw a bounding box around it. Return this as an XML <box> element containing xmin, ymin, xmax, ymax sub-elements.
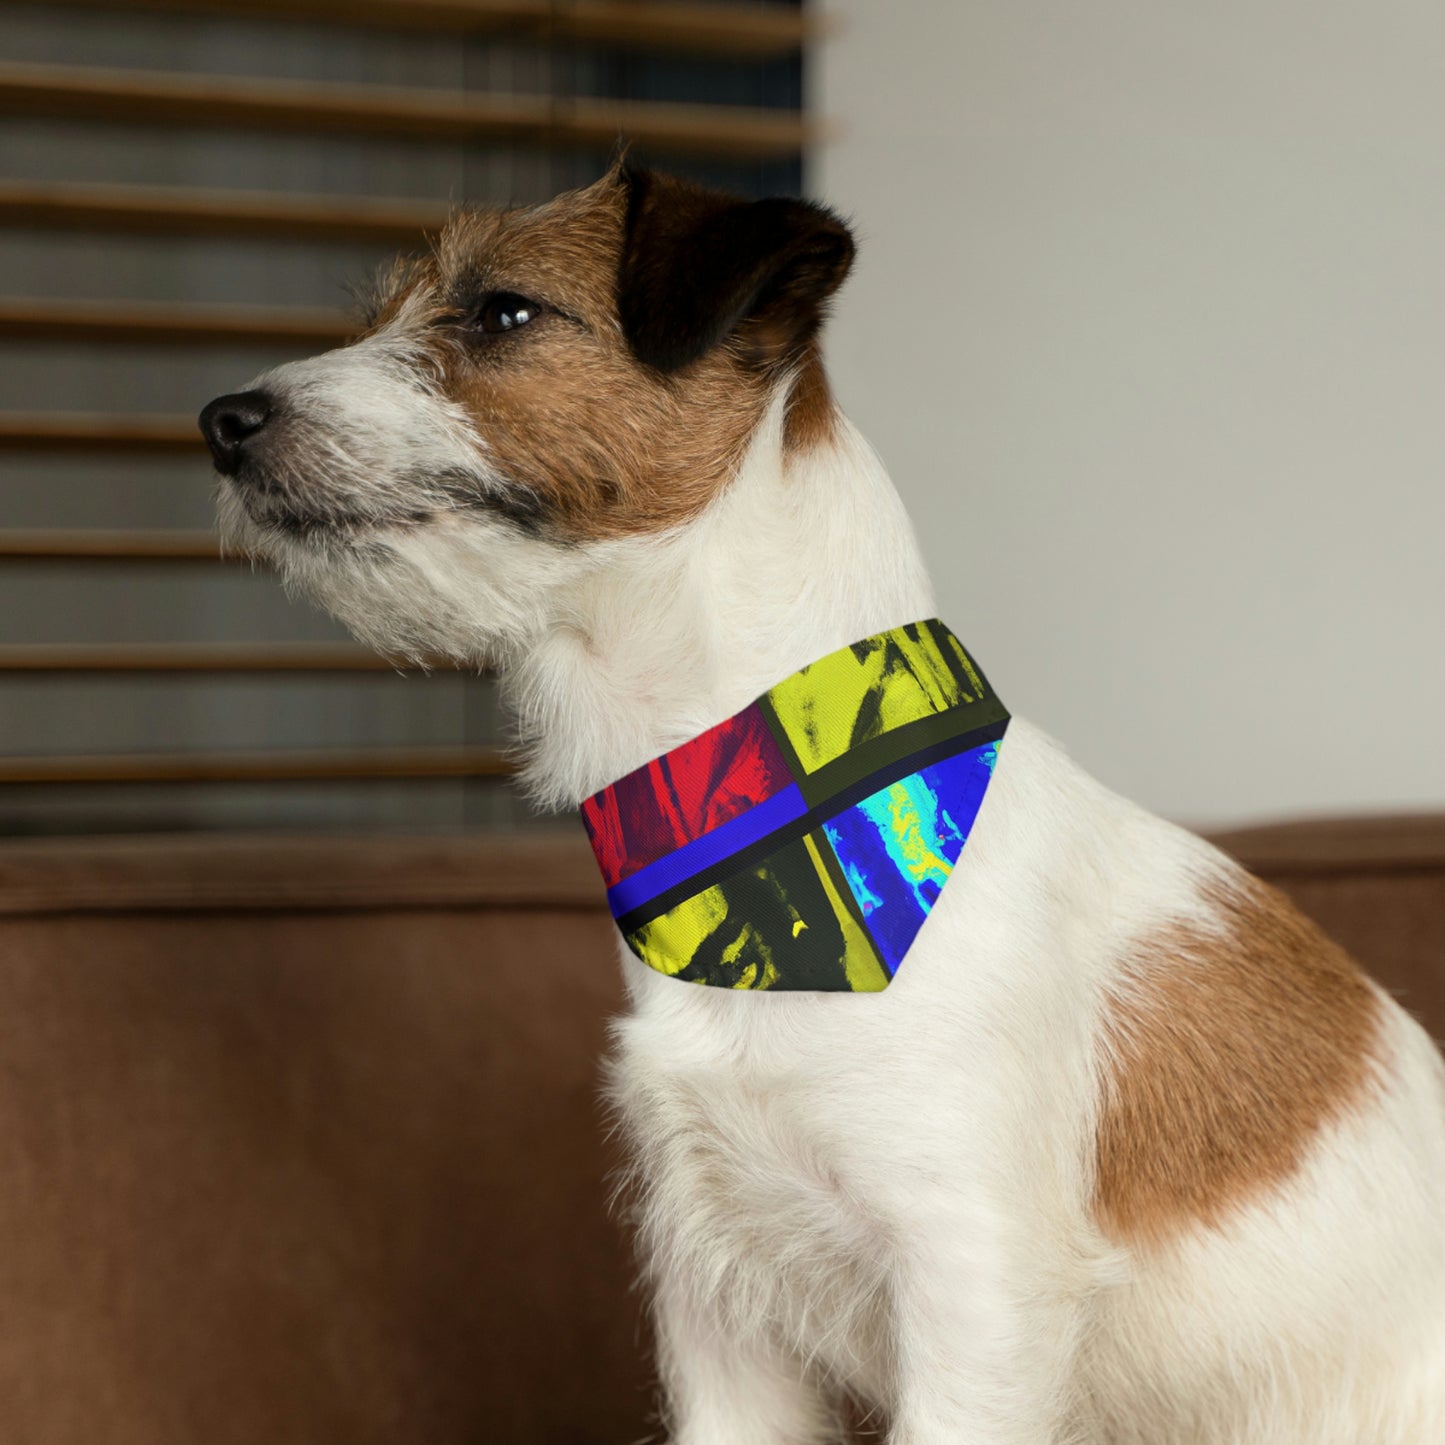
<box><xmin>884</xmin><ymin>1218</ymin><xmax>1087</xmax><ymax>1445</ymax></box>
<box><xmin>654</xmin><ymin>1274</ymin><xmax>842</xmax><ymax>1445</ymax></box>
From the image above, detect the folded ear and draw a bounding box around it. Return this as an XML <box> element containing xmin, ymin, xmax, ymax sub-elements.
<box><xmin>618</xmin><ymin>167</ymin><xmax>855</xmax><ymax>375</ymax></box>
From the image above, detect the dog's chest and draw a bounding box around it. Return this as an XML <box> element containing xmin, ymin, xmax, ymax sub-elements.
<box><xmin>611</xmin><ymin>995</ymin><xmax>896</xmax><ymax>1386</ymax></box>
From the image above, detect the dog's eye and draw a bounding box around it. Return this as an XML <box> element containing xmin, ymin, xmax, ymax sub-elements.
<box><xmin>474</xmin><ymin>292</ymin><xmax>542</xmax><ymax>334</ymax></box>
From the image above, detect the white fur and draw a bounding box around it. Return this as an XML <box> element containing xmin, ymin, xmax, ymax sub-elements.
<box><xmin>222</xmin><ymin>356</ymin><xmax>1445</xmax><ymax>1442</ymax></box>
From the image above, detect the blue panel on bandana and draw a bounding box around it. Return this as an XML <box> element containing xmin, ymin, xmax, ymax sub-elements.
<box><xmin>822</xmin><ymin>740</ymin><xmax>998</xmax><ymax>974</ymax></box>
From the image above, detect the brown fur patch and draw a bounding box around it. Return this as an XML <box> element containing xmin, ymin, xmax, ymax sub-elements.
<box><xmin>364</xmin><ymin>170</ymin><xmax>844</xmax><ymax>541</ymax></box>
<box><xmin>388</xmin><ymin>176</ymin><xmax>769</xmax><ymax>541</ymax></box>
<box><xmin>782</xmin><ymin>341</ymin><xmax>839</xmax><ymax>453</ymax></box>
<box><xmin>1094</xmin><ymin>872</ymin><xmax>1383</xmax><ymax>1247</ymax></box>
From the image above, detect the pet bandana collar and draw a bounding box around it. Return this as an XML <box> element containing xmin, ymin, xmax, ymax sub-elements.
<box><xmin>579</xmin><ymin>620</ymin><xmax>1008</xmax><ymax>992</ymax></box>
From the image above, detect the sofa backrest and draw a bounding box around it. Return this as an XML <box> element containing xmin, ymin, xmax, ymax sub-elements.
<box><xmin>0</xmin><ymin>832</ymin><xmax>647</xmax><ymax>1445</ymax></box>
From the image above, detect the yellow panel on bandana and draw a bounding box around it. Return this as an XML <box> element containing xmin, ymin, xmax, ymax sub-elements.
<box><xmin>765</xmin><ymin>619</ymin><xmax>984</xmax><ymax>774</ymax></box>
<box><xmin>627</xmin><ymin>830</ymin><xmax>891</xmax><ymax>992</ymax></box>
<box><xmin>801</xmin><ymin>832</ymin><xmax>890</xmax><ymax>993</ymax></box>
<box><xmin>629</xmin><ymin>884</ymin><xmax>731</xmax><ymax>980</ymax></box>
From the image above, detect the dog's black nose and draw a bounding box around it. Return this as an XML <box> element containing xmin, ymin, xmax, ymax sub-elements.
<box><xmin>199</xmin><ymin>390</ymin><xmax>273</xmax><ymax>475</ymax></box>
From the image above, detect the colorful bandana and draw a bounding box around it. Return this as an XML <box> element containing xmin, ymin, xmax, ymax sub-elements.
<box><xmin>579</xmin><ymin>620</ymin><xmax>1007</xmax><ymax>992</ymax></box>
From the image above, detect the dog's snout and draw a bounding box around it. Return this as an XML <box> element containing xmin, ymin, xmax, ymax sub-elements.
<box><xmin>199</xmin><ymin>390</ymin><xmax>273</xmax><ymax>475</ymax></box>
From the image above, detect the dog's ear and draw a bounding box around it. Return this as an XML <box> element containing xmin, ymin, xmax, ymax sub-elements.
<box><xmin>617</xmin><ymin>166</ymin><xmax>855</xmax><ymax>375</ymax></box>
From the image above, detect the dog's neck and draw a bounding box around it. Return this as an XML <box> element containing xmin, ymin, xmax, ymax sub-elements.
<box><xmin>505</xmin><ymin>390</ymin><xmax>937</xmax><ymax>811</ymax></box>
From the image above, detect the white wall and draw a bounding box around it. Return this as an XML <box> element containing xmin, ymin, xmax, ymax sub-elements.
<box><xmin>813</xmin><ymin>1</ymin><xmax>1445</xmax><ymax>827</ymax></box>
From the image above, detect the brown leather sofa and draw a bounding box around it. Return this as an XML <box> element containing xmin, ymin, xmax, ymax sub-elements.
<box><xmin>0</xmin><ymin>819</ymin><xmax>1439</xmax><ymax>1443</ymax></box>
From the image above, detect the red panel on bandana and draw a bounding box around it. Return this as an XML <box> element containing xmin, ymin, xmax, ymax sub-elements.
<box><xmin>579</xmin><ymin>701</ymin><xmax>793</xmax><ymax>888</ymax></box>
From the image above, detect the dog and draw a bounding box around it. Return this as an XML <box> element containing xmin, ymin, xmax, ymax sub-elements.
<box><xmin>200</xmin><ymin>163</ymin><xmax>1445</xmax><ymax>1443</ymax></box>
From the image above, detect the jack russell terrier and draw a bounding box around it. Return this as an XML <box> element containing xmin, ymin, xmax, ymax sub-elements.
<box><xmin>200</xmin><ymin>164</ymin><xmax>1445</xmax><ymax>1444</ymax></box>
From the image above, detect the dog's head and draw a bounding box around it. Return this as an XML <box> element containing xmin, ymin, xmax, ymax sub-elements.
<box><xmin>199</xmin><ymin>165</ymin><xmax>854</xmax><ymax>662</ymax></box>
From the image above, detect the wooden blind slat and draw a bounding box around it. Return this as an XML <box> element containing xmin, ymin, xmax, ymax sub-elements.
<box><xmin>0</xmin><ymin>180</ymin><xmax>449</xmax><ymax>245</ymax></box>
<box><xmin>0</xmin><ymin>298</ymin><xmax>353</xmax><ymax>348</ymax></box>
<box><xmin>0</xmin><ymin>412</ymin><xmax>201</xmax><ymax>452</ymax></box>
<box><xmin>0</xmin><ymin>530</ymin><xmax>228</xmax><ymax>561</ymax></box>
<box><xmin>0</xmin><ymin>746</ymin><xmax>512</xmax><ymax>784</ymax></box>
<box><xmin>563</xmin><ymin>0</ymin><xmax>815</xmax><ymax>57</ymax></box>
<box><xmin>0</xmin><ymin>62</ymin><xmax>818</xmax><ymax>161</ymax></box>
<box><xmin>19</xmin><ymin>0</ymin><xmax>815</xmax><ymax>58</ymax></box>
